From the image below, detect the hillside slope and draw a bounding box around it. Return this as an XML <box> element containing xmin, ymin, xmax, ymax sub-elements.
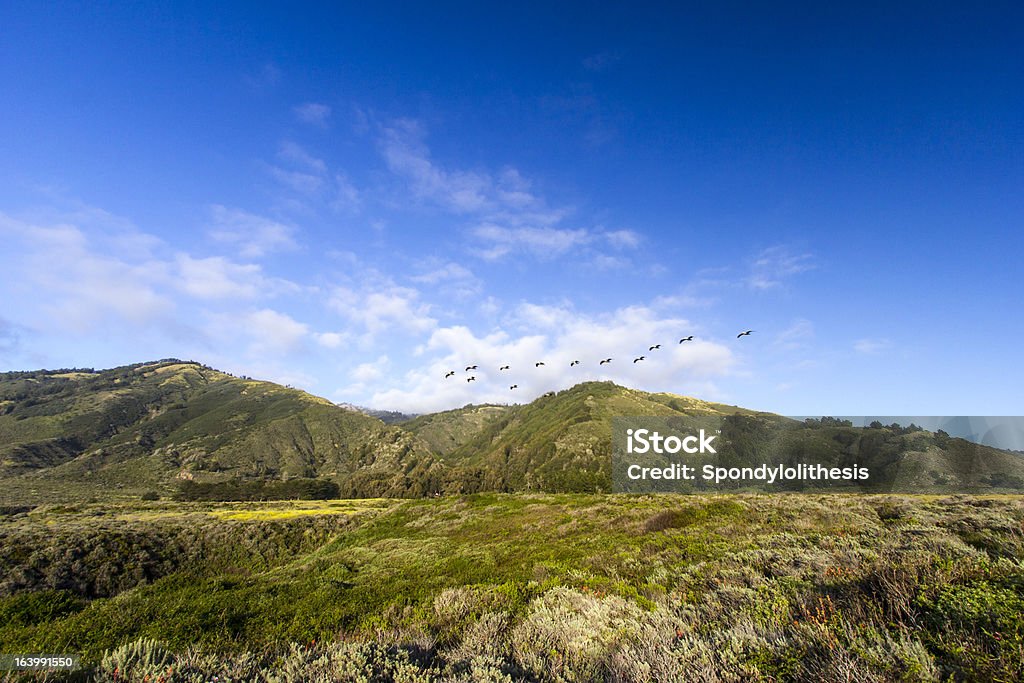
<box><xmin>401</xmin><ymin>381</ymin><xmax>778</xmax><ymax>491</ymax></box>
<box><xmin>3</xmin><ymin>364</ymin><xmax>1023</xmax><ymax>501</ymax></box>
<box><xmin>0</xmin><ymin>360</ymin><xmax>440</xmax><ymax>502</ymax></box>
<box><xmin>401</xmin><ymin>381</ymin><xmax>1024</xmax><ymax>494</ymax></box>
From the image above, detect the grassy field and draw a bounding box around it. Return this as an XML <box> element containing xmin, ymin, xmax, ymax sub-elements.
<box><xmin>1</xmin><ymin>493</ymin><xmax>1023</xmax><ymax>682</ymax></box>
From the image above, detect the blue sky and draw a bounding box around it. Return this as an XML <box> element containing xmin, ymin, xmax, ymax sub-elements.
<box><xmin>1</xmin><ymin>2</ymin><xmax>1021</xmax><ymax>414</ymax></box>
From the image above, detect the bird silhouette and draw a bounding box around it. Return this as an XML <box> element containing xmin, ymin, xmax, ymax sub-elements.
<box><xmin>499</xmin><ymin>365</ymin><xmax>510</xmax><ymax>371</ymax></box>
<box><xmin>535</xmin><ymin>362</ymin><xmax>545</xmax><ymax>367</ymax></box>
<box><xmin>509</xmin><ymin>384</ymin><xmax>518</xmax><ymax>390</ymax></box>
<box><xmin>599</xmin><ymin>358</ymin><xmax>612</xmax><ymax>365</ymax></box>
<box><xmin>465</xmin><ymin>365</ymin><xmax>478</xmax><ymax>371</ymax></box>
<box><xmin>570</xmin><ymin>360</ymin><xmax>580</xmax><ymax>366</ymax></box>
<box><xmin>737</xmin><ymin>330</ymin><xmax>754</xmax><ymax>338</ymax></box>
<box><xmin>444</xmin><ymin>371</ymin><xmax>455</xmax><ymax>378</ymax></box>
<box><xmin>649</xmin><ymin>344</ymin><xmax>661</xmax><ymax>350</ymax></box>
<box><xmin>633</xmin><ymin>356</ymin><xmax>645</xmax><ymax>363</ymax></box>
<box><xmin>466</xmin><ymin>376</ymin><xmax>476</xmax><ymax>382</ymax></box>
<box><xmin>679</xmin><ymin>336</ymin><xmax>694</xmax><ymax>343</ymax></box>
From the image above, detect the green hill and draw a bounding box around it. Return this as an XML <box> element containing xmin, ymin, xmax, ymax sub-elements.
<box><xmin>401</xmin><ymin>381</ymin><xmax>1024</xmax><ymax>494</ymax></box>
<box><xmin>2</xmin><ymin>363</ymin><xmax>1023</xmax><ymax>503</ymax></box>
<box><xmin>0</xmin><ymin>360</ymin><xmax>442</xmax><ymax>503</ymax></box>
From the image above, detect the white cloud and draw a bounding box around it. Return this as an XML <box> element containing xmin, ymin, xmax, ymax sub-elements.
<box><xmin>380</xmin><ymin>119</ymin><xmax>492</xmax><ymax>213</ymax></box>
<box><xmin>208</xmin><ymin>205</ymin><xmax>298</xmax><ymax>258</ymax></box>
<box><xmin>278</xmin><ymin>141</ymin><xmax>327</xmax><ymax>173</ymax></box>
<box><xmin>774</xmin><ymin>319</ymin><xmax>815</xmax><ymax>350</ymax></box>
<box><xmin>604</xmin><ymin>229</ymin><xmax>641</xmax><ymax>249</ymax></box>
<box><xmin>328</xmin><ymin>284</ymin><xmax>436</xmax><ymax>338</ymax></box>
<box><xmin>0</xmin><ymin>213</ymin><xmax>173</xmax><ymax>332</ymax></box>
<box><xmin>368</xmin><ymin>303</ymin><xmax>735</xmax><ymax>413</ymax></box>
<box><xmin>590</xmin><ymin>254</ymin><xmax>630</xmax><ymax>270</ymax></box>
<box><xmin>242</xmin><ymin>308</ymin><xmax>309</xmax><ymax>355</ymax></box>
<box><xmin>409</xmin><ymin>262</ymin><xmax>476</xmax><ymax>285</ymax></box>
<box><xmin>378</xmin><ymin>119</ymin><xmax>643</xmax><ymax>266</ymax></box>
<box><xmin>854</xmin><ymin>338</ymin><xmax>891</xmax><ymax>354</ymax></box>
<box><xmin>174</xmin><ymin>254</ymin><xmax>265</xmax><ymax>300</ymax></box>
<box><xmin>245</xmin><ymin>63</ymin><xmax>281</xmax><ymax>89</ymax></box>
<box><xmin>332</xmin><ymin>173</ymin><xmax>361</xmax><ymax>211</ymax></box>
<box><xmin>315</xmin><ymin>331</ymin><xmax>349</xmax><ymax>349</ymax></box>
<box><xmin>294</xmin><ymin>102</ymin><xmax>332</xmax><ymax>127</ymax></box>
<box><xmin>472</xmin><ymin>224</ymin><xmax>591</xmax><ymax>260</ymax></box>
<box><xmin>351</xmin><ymin>355</ymin><xmax>389</xmax><ymax>383</ymax></box>
<box><xmin>247</xmin><ymin>309</ymin><xmax>307</xmax><ymax>352</ymax></box>
<box><xmin>748</xmin><ymin>246</ymin><xmax>815</xmax><ymax>289</ymax></box>
<box><xmin>268</xmin><ymin>166</ymin><xmax>325</xmax><ymax>195</ymax></box>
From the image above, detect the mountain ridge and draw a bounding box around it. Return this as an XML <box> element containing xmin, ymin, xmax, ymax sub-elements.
<box><xmin>2</xmin><ymin>360</ymin><xmax>1023</xmax><ymax>503</ymax></box>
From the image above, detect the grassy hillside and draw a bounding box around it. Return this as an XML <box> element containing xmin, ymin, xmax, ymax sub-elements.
<box><xmin>402</xmin><ymin>382</ymin><xmax>1024</xmax><ymax>494</ymax></box>
<box><xmin>402</xmin><ymin>404</ymin><xmax>513</xmax><ymax>455</ymax></box>
<box><xmin>400</xmin><ymin>382</ymin><xmax>769</xmax><ymax>493</ymax></box>
<box><xmin>0</xmin><ymin>360</ymin><xmax>440</xmax><ymax>504</ymax></box>
<box><xmin>3</xmin><ymin>365</ymin><xmax>1023</xmax><ymax>505</ymax></box>
<box><xmin>0</xmin><ymin>494</ymin><xmax>1021</xmax><ymax>681</ymax></box>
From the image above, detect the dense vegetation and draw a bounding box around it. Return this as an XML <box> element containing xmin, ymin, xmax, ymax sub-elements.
<box><xmin>3</xmin><ymin>361</ymin><xmax>1023</xmax><ymax>505</ymax></box>
<box><xmin>0</xmin><ymin>494</ymin><xmax>1021</xmax><ymax>681</ymax></box>
<box><xmin>3</xmin><ymin>361</ymin><xmax>1023</xmax><ymax>680</ymax></box>
<box><xmin>174</xmin><ymin>478</ymin><xmax>340</xmax><ymax>502</ymax></box>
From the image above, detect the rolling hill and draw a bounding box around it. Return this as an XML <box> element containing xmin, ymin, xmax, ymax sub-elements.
<box><xmin>2</xmin><ymin>360</ymin><xmax>1023</xmax><ymax>503</ymax></box>
<box><xmin>0</xmin><ymin>360</ymin><xmax>443</xmax><ymax>503</ymax></box>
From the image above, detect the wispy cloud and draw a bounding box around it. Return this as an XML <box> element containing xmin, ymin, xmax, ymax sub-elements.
<box><xmin>604</xmin><ymin>229</ymin><xmax>641</xmax><ymax>248</ymax></box>
<box><xmin>204</xmin><ymin>308</ymin><xmax>311</xmax><ymax>358</ymax></box>
<box><xmin>351</xmin><ymin>355</ymin><xmax>389</xmax><ymax>383</ymax></box>
<box><xmin>265</xmin><ymin>141</ymin><xmax>361</xmax><ymax>212</ymax></box>
<box><xmin>0</xmin><ymin>207</ymin><xmax>303</xmax><ymax>358</ymax></box>
<box><xmin>380</xmin><ymin>119</ymin><xmax>494</xmax><ymax>213</ymax></box>
<box><xmin>293</xmin><ymin>102</ymin><xmax>332</xmax><ymax>127</ymax></box>
<box><xmin>244</xmin><ymin>63</ymin><xmax>281</xmax><ymax>90</ymax></box>
<box><xmin>367</xmin><ymin>302</ymin><xmax>735</xmax><ymax>413</ymax></box>
<box><xmin>853</xmin><ymin>338</ymin><xmax>891</xmax><ymax>354</ymax></box>
<box><xmin>0</xmin><ymin>212</ymin><xmax>173</xmax><ymax>332</ymax></box>
<box><xmin>328</xmin><ymin>283</ymin><xmax>436</xmax><ymax>339</ymax></box>
<box><xmin>174</xmin><ymin>255</ymin><xmax>266</xmax><ymax>300</ymax></box>
<box><xmin>409</xmin><ymin>261</ymin><xmax>476</xmax><ymax>285</ymax></box>
<box><xmin>268</xmin><ymin>166</ymin><xmax>325</xmax><ymax>195</ymax></box>
<box><xmin>471</xmin><ymin>225</ymin><xmax>591</xmax><ymax>260</ymax></box>
<box><xmin>278</xmin><ymin>141</ymin><xmax>327</xmax><ymax>173</ymax></box>
<box><xmin>378</xmin><ymin>119</ymin><xmax>639</xmax><ymax>264</ymax></box>
<box><xmin>774</xmin><ymin>319</ymin><xmax>815</xmax><ymax>350</ymax></box>
<box><xmin>209</xmin><ymin>205</ymin><xmax>298</xmax><ymax>258</ymax></box>
<box><xmin>747</xmin><ymin>246</ymin><xmax>815</xmax><ymax>289</ymax></box>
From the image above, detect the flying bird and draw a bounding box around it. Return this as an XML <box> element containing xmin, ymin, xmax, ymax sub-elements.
<box><xmin>509</xmin><ymin>384</ymin><xmax>518</xmax><ymax>390</ymax></box>
<box><xmin>465</xmin><ymin>365</ymin><xmax>478</xmax><ymax>371</ymax></box>
<box><xmin>444</xmin><ymin>371</ymin><xmax>455</xmax><ymax>378</ymax></box>
<box><xmin>633</xmin><ymin>356</ymin><xmax>646</xmax><ymax>363</ymax></box>
<box><xmin>679</xmin><ymin>336</ymin><xmax>694</xmax><ymax>343</ymax></box>
<box><xmin>649</xmin><ymin>344</ymin><xmax>661</xmax><ymax>351</ymax></box>
<box><xmin>535</xmin><ymin>362</ymin><xmax>545</xmax><ymax>367</ymax></box>
<box><xmin>599</xmin><ymin>358</ymin><xmax>612</xmax><ymax>365</ymax></box>
<box><xmin>466</xmin><ymin>376</ymin><xmax>476</xmax><ymax>382</ymax></box>
<box><xmin>499</xmin><ymin>365</ymin><xmax>510</xmax><ymax>371</ymax></box>
<box><xmin>737</xmin><ymin>330</ymin><xmax>754</xmax><ymax>338</ymax></box>
<box><xmin>570</xmin><ymin>360</ymin><xmax>580</xmax><ymax>366</ymax></box>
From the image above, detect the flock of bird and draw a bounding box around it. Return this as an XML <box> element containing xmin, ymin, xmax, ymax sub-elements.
<box><xmin>445</xmin><ymin>330</ymin><xmax>755</xmax><ymax>390</ymax></box>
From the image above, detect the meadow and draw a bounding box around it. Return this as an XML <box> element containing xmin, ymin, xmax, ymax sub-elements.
<box><xmin>1</xmin><ymin>493</ymin><xmax>1022</xmax><ymax>682</ymax></box>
